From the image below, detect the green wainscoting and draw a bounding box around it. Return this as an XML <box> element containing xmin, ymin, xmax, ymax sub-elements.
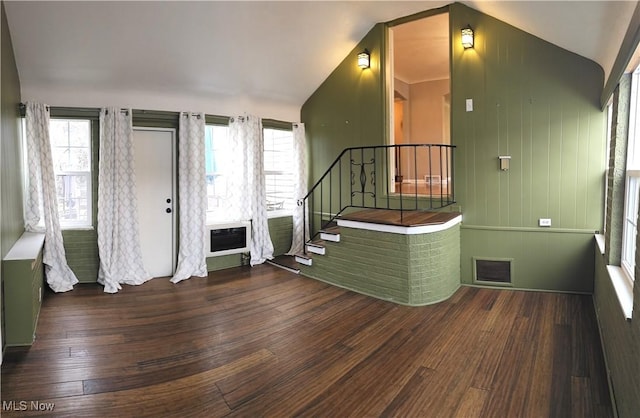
<box><xmin>593</xmin><ymin>240</ymin><xmax>640</xmax><ymax>418</ymax></box>
<box><xmin>62</xmin><ymin>229</ymin><xmax>99</xmax><ymax>284</ymax></box>
<box><xmin>300</xmin><ymin>223</ymin><xmax>460</xmax><ymax>306</ymax></box>
<box><xmin>268</xmin><ymin>216</ymin><xmax>293</xmax><ymax>257</ymax></box>
<box><xmin>64</xmin><ymin>216</ymin><xmax>294</xmax><ymax>280</ymax></box>
<box><xmin>461</xmin><ymin>226</ymin><xmax>595</xmax><ymax>293</ymax></box>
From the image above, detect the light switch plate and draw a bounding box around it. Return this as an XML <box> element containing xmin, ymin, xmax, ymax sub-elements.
<box><xmin>466</xmin><ymin>98</ymin><xmax>473</xmax><ymax>112</ymax></box>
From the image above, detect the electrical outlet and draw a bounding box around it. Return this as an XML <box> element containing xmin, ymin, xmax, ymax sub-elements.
<box><xmin>539</xmin><ymin>218</ymin><xmax>551</xmax><ymax>227</ymax></box>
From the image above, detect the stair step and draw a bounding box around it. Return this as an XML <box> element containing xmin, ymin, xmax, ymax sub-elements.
<box><xmin>306</xmin><ymin>242</ymin><xmax>326</xmax><ymax>255</ymax></box>
<box><xmin>320</xmin><ymin>227</ymin><xmax>340</xmax><ymax>242</ymax></box>
<box><xmin>294</xmin><ymin>254</ymin><xmax>313</xmax><ymax>266</ymax></box>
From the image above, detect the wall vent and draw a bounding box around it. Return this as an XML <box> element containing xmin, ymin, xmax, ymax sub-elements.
<box><xmin>473</xmin><ymin>257</ymin><xmax>513</xmax><ymax>286</ymax></box>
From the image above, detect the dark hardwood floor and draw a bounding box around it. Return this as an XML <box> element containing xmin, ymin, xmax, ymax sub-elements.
<box><xmin>1</xmin><ymin>264</ymin><xmax>612</xmax><ymax>417</ymax></box>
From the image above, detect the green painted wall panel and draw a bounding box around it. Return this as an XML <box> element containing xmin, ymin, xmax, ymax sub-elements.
<box><xmin>1</xmin><ymin>0</ymin><xmax>23</xmax><ymax>353</ymax></box>
<box><xmin>62</xmin><ymin>230</ymin><xmax>99</xmax><ymax>283</ymax></box>
<box><xmin>451</xmin><ymin>3</ymin><xmax>605</xmax><ymax>231</ymax></box>
<box><xmin>449</xmin><ymin>3</ymin><xmax>605</xmax><ymax>292</ymax></box>
<box><xmin>301</xmin><ymin>23</ymin><xmax>387</xmax><ymax>190</ymax></box>
<box><xmin>461</xmin><ymin>227</ymin><xmax>594</xmax><ymax>293</ymax></box>
<box><xmin>1</xmin><ymin>1</ymin><xmax>23</xmax><ymax>260</ymax></box>
<box><xmin>268</xmin><ymin>216</ymin><xmax>293</xmax><ymax>256</ymax></box>
<box><xmin>301</xmin><ymin>4</ymin><xmax>605</xmax><ymax>293</ymax></box>
<box><xmin>593</xmin><ymin>244</ymin><xmax>640</xmax><ymax>418</ymax></box>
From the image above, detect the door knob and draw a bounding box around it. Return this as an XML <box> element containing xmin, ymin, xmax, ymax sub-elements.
<box><xmin>166</xmin><ymin>208</ymin><xmax>172</xmax><ymax>213</ymax></box>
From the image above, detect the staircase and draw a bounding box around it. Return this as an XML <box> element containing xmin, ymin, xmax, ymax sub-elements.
<box><xmin>295</xmin><ymin>226</ymin><xmax>340</xmax><ymax>266</ymax></box>
<box><xmin>297</xmin><ymin>143</ymin><xmax>457</xmax><ymax>255</ymax></box>
<box><xmin>292</xmin><ymin>209</ymin><xmax>462</xmax><ymax>306</ymax></box>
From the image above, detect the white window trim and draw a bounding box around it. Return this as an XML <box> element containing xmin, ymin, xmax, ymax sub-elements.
<box><xmin>621</xmin><ymin>170</ymin><xmax>639</xmax><ymax>282</ymax></box>
<box><xmin>51</xmin><ymin>119</ymin><xmax>93</xmax><ymax>229</ymax></box>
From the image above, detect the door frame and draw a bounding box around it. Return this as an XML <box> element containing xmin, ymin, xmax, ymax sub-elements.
<box><xmin>133</xmin><ymin>126</ymin><xmax>178</xmax><ymax>277</ymax></box>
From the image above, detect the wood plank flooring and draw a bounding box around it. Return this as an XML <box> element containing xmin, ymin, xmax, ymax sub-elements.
<box><xmin>1</xmin><ymin>264</ymin><xmax>612</xmax><ymax>417</ymax></box>
<box><xmin>340</xmin><ymin>209</ymin><xmax>460</xmax><ymax>227</ymax></box>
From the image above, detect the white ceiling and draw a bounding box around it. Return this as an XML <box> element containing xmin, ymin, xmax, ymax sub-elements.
<box><xmin>4</xmin><ymin>1</ymin><xmax>637</xmax><ymax>120</ymax></box>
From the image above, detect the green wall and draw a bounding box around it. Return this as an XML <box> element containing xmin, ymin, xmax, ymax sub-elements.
<box><xmin>450</xmin><ymin>3</ymin><xmax>606</xmax><ymax>292</ymax></box>
<box><xmin>301</xmin><ymin>23</ymin><xmax>387</xmax><ymax>185</ymax></box>
<box><xmin>593</xmin><ymin>244</ymin><xmax>640</xmax><ymax>418</ymax></box>
<box><xmin>1</xmin><ymin>0</ymin><xmax>24</xmax><ymax>353</ymax></box>
<box><xmin>301</xmin><ymin>4</ymin><xmax>606</xmax><ymax>293</ymax></box>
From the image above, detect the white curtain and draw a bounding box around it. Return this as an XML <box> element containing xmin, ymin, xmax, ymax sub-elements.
<box><xmin>171</xmin><ymin>113</ymin><xmax>208</xmax><ymax>283</ymax></box>
<box><xmin>227</xmin><ymin>115</ymin><xmax>274</xmax><ymax>265</ymax></box>
<box><xmin>97</xmin><ymin>108</ymin><xmax>151</xmax><ymax>293</ymax></box>
<box><xmin>24</xmin><ymin>102</ymin><xmax>79</xmax><ymax>292</ymax></box>
<box><xmin>286</xmin><ymin>123</ymin><xmax>309</xmax><ymax>255</ymax></box>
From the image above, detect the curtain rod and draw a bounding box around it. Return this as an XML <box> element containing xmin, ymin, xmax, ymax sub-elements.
<box><xmin>18</xmin><ymin>103</ymin><xmax>50</xmax><ymax>111</ymax></box>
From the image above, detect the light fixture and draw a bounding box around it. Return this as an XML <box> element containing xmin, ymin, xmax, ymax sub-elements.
<box><xmin>499</xmin><ymin>155</ymin><xmax>511</xmax><ymax>171</ymax></box>
<box><xmin>358</xmin><ymin>49</ymin><xmax>370</xmax><ymax>69</ymax></box>
<box><xmin>461</xmin><ymin>25</ymin><xmax>474</xmax><ymax>49</ymax></box>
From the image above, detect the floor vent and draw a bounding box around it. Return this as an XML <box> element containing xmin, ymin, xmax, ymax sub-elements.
<box><xmin>473</xmin><ymin>258</ymin><xmax>513</xmax><ymax>286</ymax></box>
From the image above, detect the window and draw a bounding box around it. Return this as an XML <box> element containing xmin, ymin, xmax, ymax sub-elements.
<box><xmin>263</xmin><ymin>127</ymin><xmax>295</xmax><ymax>214</ymax></box>
<box><xmin>49</xmin><ymin>119</ymin><xmax>92</xmax><ymax>228</ymax></box>
<box><xmin>204</xmin><ymin>124</ymin><xmax>230</xmax><ymax>216</ymax></box>
<box><xmin>204</xmin><ymin>124</ymin><xmax>296</xmax><ymax>221</ymax></box>
<box><xmin>622</xmin><ymin>69</ymin><xmax>640</xmax><ymax>280</ymax></box>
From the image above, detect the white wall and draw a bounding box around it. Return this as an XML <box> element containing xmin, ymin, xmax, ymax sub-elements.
<box><xmin>21</xmin><ymin>85</ymin><xmax>301</xmax><ymax>122</ymax></box>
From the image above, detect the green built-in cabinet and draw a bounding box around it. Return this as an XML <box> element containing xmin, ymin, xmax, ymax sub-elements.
<box><xmin>2</xmin><ymin>232</ymin><xmax>45</xmax><ymax>346</ymax></box>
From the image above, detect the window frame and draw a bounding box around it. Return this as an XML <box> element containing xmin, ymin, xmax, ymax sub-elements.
<box><xmin>204</xmin><ymin>123</ymin><xmax>231</xmax><ymax>222</ymax></box>
<box><xmin>262</xmin><ymin>126</ymin><xmax>296</xmax><ymax>218</ymax></box>
<box><xmin>621</xmin><ymin>69</ymin><xmax>640</xmax><ymax>282</ymax></box>
<box><xmin>49</xmin><ymin>118</ymin><xmax>94</xmax><ymax>229</ymax></box>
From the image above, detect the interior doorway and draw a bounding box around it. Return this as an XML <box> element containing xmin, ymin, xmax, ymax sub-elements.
<box><xmin>389</xmin><ymin>12</ymin><xmax>450</xmax><ymax>196</ymax></box>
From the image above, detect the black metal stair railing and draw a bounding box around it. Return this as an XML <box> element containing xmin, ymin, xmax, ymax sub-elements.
<box><xmin>298</xmin><ymin>144</ymin><xmax>456</xmax><ymax>253</ymax></box>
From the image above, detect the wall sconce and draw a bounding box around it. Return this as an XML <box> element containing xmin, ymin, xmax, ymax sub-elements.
<box><xmin>461</xmin><ymin>25</ymin><xmax>474</xmax><ymax>49</ymax></box>
<box><xmin>358</xmin><ymin>49</ymin><xmax>370</xmax><ymax>69</ymax></box>
<box><xmin>499</xmin><ymin>156</ymin><xmax>511</xmax><ymax>171</ymax></box>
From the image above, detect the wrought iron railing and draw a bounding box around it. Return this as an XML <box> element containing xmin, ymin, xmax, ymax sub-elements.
<box><xmin>300</xmin><ymin>144</ymin><xmax>456</xmax><ymax>250</ymax></box>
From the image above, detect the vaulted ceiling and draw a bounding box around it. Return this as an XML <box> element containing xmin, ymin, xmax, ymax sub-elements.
<box><xmin>4</xmin><ymin>1</ymin><xmax>637</xmax><ymax>119</ymax></box>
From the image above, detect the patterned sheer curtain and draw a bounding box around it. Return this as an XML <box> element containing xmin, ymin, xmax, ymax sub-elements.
<box><xmin>24</xmin><ymin>102</ymin><xmax>79</xmax><ymax>292</ymax></box>
<box><xmin>97</xmin><ymin>108</ymin><xmax>151</xmax><ymax>293</ymax></box>
<box><xmin>286</xmin><ymin>123</ymin><xmax>309</xmax><ymax>255</ymax></box>
<box><xmin>171</xmin><ymin>113</ymin><xmax>207</xmax><ymax>283</ymax></box>
<box><xmin>227</xmin><ymin>115</ymin><xmax>274</xmax><ymax>265</ymax></box>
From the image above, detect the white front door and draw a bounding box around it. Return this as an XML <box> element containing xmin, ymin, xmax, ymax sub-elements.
<box><xmin>133</xmin><ymin>128</ymin><xmax>176</xmax><ymax>278</ymax></box>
